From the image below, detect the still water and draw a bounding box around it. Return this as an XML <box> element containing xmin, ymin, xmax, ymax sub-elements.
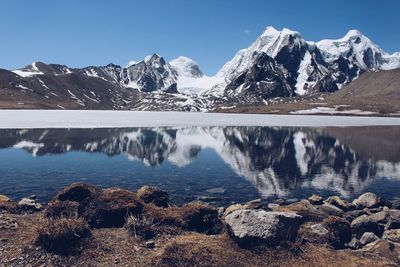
<box><xmin>0</xmin><ymin>126</ymin><xmax>399</xmax><ymax>206</ymax></box>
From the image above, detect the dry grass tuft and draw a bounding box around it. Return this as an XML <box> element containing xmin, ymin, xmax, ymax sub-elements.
<box><xmin>144</xmin><ymin>203</ymin><xmax>223</xmax><ymax>235</ymax></box>
<box><xmin>125</xmin><ymin>215</ymin><xmax>157</xmax><ymax>240</ymax></box>
<box><xmin>44</xmin><ymin>200</ymin><xmax>79</xmax><ymax>219</ymax></box>
<box><xmin>36</xmin><ymin>218</ymin><xmax>91</xmax><ymax>255</ymax></box>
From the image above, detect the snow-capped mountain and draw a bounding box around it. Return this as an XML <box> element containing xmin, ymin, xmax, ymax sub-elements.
<box><xmin>2</xmin><ymin>26</ymin><xmax>399</xmax><ymax>111</ymax></box>
<box><xmin>317</xmin><ymin>29</ymin><xmax>400</xmax><ymax>70</ymax></box>
<box><xmin>120</xmin><ymin>54</ymin><xmax>178</xmax><ymax>93</ymax></box>
<box><xmin>169</xmin><ymin>56</ymin><xmax>225</xmax><ymax>96</ymax></box>
<box><xmin>218</xmin><ymin>26</ymin><xmax>400</xmax><ymax>100</ymax></box>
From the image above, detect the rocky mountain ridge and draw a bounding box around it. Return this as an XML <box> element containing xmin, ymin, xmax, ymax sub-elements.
<box><xmin>1</xmin><ymin>26</ymin><xmax>399</xmax><ymax>111</ymax></box>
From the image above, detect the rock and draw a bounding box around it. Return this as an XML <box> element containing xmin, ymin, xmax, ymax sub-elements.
<box><xmin>391</xmin><ymin>197</ymin><xmax>400</xmax><ymax>209</ymax></box>
<box><xmin>346</xmin><ymin>237</ymin><xmax>361</xmax><ymax>250</ymax></box>
<box><xmin>244</xmin><ymin>199</ymin><xmax>262</xmax><ymax>209</ymax></box>
<box><xmin>137</xmin><ymin>186</ymin><xmax>169</xmax><ymax>208</ymax></box>
<box><xmin>217</xmin><ymin>207</ymin><xmax>225</xmax><ymax>217</ymax></box>
<box><xmin>299</xmin><ymin>216</ymin><xmax>351</xmax><ymax>249</ymax></box>
<box><xmin>80</xmin><ymin>188</ymin><xmax>144</xmax><ymax>228</ymax></box>
<box><xmin>53</xmin><ymin>183</ymin><xmax>101</xmax><ymax>203</ymax></box>
<box><xmin>387</xmin><ymin>209</ymin><xmax>400</xmax><ymax>220</ymax></box>
<box><xmin>267</xmin><ymin>203</ymin><xmax>280</xmax><ymax>210</ymax></box>
<box><xmin>325</xmin><ymin>196</ymin><xmax>353</xmax><ymax>211</ymax></box>
<box><xmin>205</xmin><ymin>187</ymin><xmax>226</xmax><ymax>194</ymax></box>
<box><xmin>18</xmin><ymin>198</ymin><xmax>43</xmax><ymax>212</ymax></box>
<box><xmin>361</xmin><ymin>240</ymin><xmax>400</xmax><ymax>263</ymax></box>
<box><xmin>351</xmin><ymin>214</ymin><xmax>383</xmax><ymax>238</ymax></box>
<box><xmin>360</xmin><ymin>232</ymin><xmax>380</xmax><ymax>246</ymax></box>
<box><xmin>179</xmin><ymin>204</ymin><xmax>223</xmax><ymax>235</ymax></box>
<box><xmin>308</xmin><ymin>194</ymin><xmax>323</xmax><ymax>205</ymax></box>
<box><xmin>386</xmin><ymin>218</ymin><xmax>400</xmax><ymax>230</ymax></box>
<box><xmin>369</xmin><ymin>211</ymin><xmax>390</xmax><ymax>224</ymax></box>
<box><xmin>319</xmin><ymin>203</ymin><xmax>344</xmax><ymax>216</ymax></box>
<box><xmin>352</xmin><ymin>192</ymin><xmax>383</xmax><ymax>208</ymax></box>
<box><xmin>0</xmin><ymin>195</ymin><xmax>11</xmax><ymax>202</ymax></box>
<box><xmin>145</xmin><ymin>240</ymin><xmax>155</xmax><ymax>248</ymax></box>
<box><xmin>344</xmin><ymin>210</ymin><xmax>367</xmax><ymax>222</ymax></box>
<box><xmin>225</xmin><ymin>210</ymin><xmax>302</xmax><ymax>247</ymax></box>
<box><xmin>273</xmin><ymin>200</ymin><xmax>325</xmax><ymax>222</ymax></box>
<box><xmin>224</xmin><ymin>204</ymin><xmax>245</xmax><ymax>217</ymax></box>
<box><xmin>383</xmin><ymin>229</ymin><xmax>400</xmax><ymax>243</ymax></box>
<box><xmin>274</xmin><ymin>199</ymin><xmax>286</xmax><ymax>205</ymax></box>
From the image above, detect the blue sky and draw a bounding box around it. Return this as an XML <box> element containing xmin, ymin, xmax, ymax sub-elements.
<box><xmin>1</xmin><ymin>0</ymin><xmax>399</xmax><ymax>75</ymax></box>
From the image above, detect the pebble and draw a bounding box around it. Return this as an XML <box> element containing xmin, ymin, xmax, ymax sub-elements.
<box><xmin>145</xmin><ymin>240</ymin><xmax>155</xmax><ymax>248</ymax></box>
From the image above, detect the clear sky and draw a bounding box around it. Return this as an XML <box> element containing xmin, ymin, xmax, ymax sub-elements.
<box><xmin>1</xmin><ymin>0</ymin><xmax>399</xmax><ymax>75</ymax></box>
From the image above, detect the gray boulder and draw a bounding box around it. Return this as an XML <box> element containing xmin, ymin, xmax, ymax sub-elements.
<box><xmin>319</xmin><ymin>203</ymin><xmax>344</xmax><ymax>216</ymax></box>
<box><xmin>383</xmin><ymin>229</ymin><xmax>400</xmax><ymax>243</ymax></box>
<box><xmin>352</xmin><ymin>192</ymin><xmax>382</xmax><ymax>208</ymax></box>
<box><xmin>360</xmin><ymin>232</ymin><xmax>380</xmax><ymax>246</ymax></box>
<box><xmin>18</xmin><ymin>197</ymin><xmax>43</xmax><ymax>212</ymax></box>
<box><xmin>225</xmin><ymin>209</ymin><xmax>302</xmax><ymax>246</ymax></box>
<box><xmin>325</xmin><ymin>196</ymin><xmax>353</xmax><ymax>211</ymax></box>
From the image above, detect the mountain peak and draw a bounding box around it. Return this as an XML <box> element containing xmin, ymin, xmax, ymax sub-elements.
<box><xmin>344</xmin><ymin>29</ymin><xmax>363</xmax><ymax>39</ymax></box>
<box><xmin>261</xmin><ymin>26</ymin><xmax>280</xmax><ymax>37</ymax></box>
<box><xmin>170</xmin><ymin>56</ymin><xmax>203</xmax><ymax>78</ymax></box>
<box><xmin>261</xmin><ymin>26</ymin><xmax>301</xmax><ymax>38</ymax></box>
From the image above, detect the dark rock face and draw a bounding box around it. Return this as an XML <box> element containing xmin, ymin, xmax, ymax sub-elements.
<box><xmin>122</xmin><ymin>54</ymin><xmax>177</xmax><ymax>93</ymax></box>
<box><xmin>225</xmin><ymin>53</ymin><xmax>293</xmax><ymax>101</ymax></box>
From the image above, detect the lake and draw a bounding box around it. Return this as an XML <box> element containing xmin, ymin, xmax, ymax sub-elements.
<box><xmin>1</xmin><ymin>125</ymin><xmax>400</xmax><ymax>206</ymax></box>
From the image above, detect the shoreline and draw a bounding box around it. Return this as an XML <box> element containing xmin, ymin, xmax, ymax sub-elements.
<box><xmin>1</xmin><ymin>183</ymin><xmax>400</xmax><ymax>266</ymax></box>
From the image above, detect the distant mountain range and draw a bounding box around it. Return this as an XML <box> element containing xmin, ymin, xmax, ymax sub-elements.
<box><xmin>0</xmin><ymin>26</ymin><xmax>399</xmax><ymax>112</ymax></box>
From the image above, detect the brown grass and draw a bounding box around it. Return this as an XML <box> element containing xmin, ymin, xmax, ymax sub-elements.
<box><xmin>152</xmin><ymin>233</ymin><xmax>395</xmax><ymax>267</ymax></box>
<box><xmin>144</xmin><ymin>203</ymin><xmax>223</xmax><ymax>234</ymax></box>
<box><xmin>126</xmin><ymin>215</ymin><xmax>157</xmax><ymax>240</ymax></box>
<box><xmin>36</xmin><ymin>218</ymin><xmax>91</xmax><ymax>255</ymax></box>
<box><xmin>44</xmin><ymin>200</ymin><xmax>79</xmax><ymax>219</ymax></box>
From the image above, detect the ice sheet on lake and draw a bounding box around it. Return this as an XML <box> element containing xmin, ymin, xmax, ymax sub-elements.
<box><xmin>0</xmin><ymin>110</ymin><xmax>400</xmax><ymax>129</ymax></box>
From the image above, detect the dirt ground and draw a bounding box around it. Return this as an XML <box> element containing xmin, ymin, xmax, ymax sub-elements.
<box><xmin>0</xmin><ymin>211</ymin><xmax>398</xmax><ymax>267</ymax></box>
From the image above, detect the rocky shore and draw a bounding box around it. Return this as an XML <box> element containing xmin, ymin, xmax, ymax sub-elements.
<box><xmin>1</xmin><ymin>183</ymin><xmax>400</xmax><ymax>266</ymax></box>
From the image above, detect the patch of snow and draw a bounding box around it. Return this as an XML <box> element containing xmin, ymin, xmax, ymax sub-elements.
<box><xmin>0</xmin><ymin>110</ymin><xmax>399</xmax><ymax>129</ymax></box>
<box><xmin>290</xmin><ymin>107</ymin><xmax>377</xmax><ymax>115</ymax></box>
<box><xmin>295</xmin><ymin>51</ymin><xmax>312</xmax><ymax>95</ymax></box>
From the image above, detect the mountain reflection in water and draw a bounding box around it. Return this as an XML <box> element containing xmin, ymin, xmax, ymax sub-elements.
<box><xmin>0</xmin><ymin>126</ymin><xmax>399</xmax><ymax>204</ymax></box>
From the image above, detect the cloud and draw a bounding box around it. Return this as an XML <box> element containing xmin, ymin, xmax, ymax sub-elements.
<box><xmin>244</xmin><ymin>29</ymin><xmax>251</xmax><ymax>35</ymax></box>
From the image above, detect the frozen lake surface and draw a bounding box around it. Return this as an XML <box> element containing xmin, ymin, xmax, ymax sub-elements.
<box><xmin>1</xmin><ymin>110</ymin><xmax>400</xmax><ymax>128</ymax></box>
